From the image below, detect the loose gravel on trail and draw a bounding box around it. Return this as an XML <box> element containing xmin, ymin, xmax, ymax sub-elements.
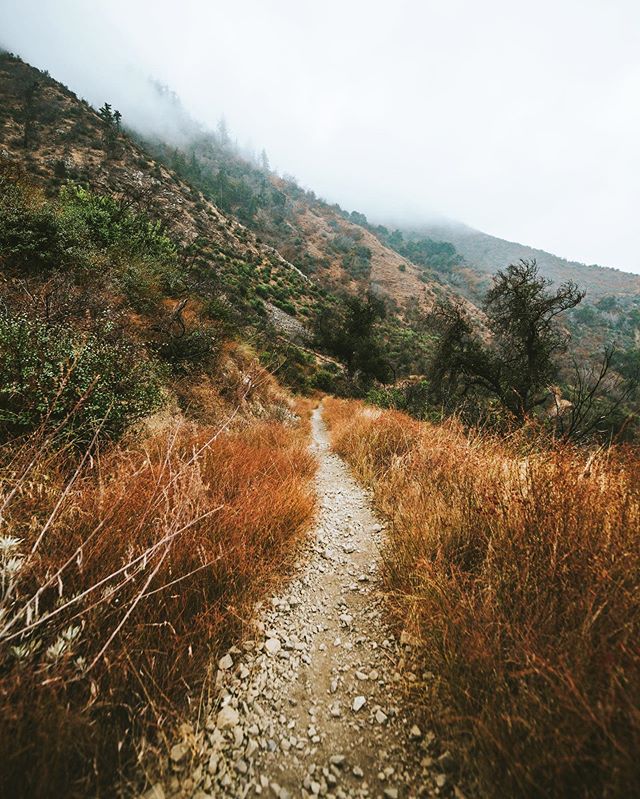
<box><xmin>154</xmin><ymin>406</ymin><xmax>458</xmax><ymax>799</ymax></box>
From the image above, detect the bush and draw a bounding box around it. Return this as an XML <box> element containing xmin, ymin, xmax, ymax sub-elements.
<box><xmin>153</xmin><ymin>327</ymin><xmax>220</xmax><ymax>376</ymax></box>
<box><xmin>0</xmin><ymin>308</ymin><xmax>165</xmax><ymax>442</ymax></box>
<box><xmin>60</xmin><ymin>185</ymin><xmax>177</xmax><ymax>263</ymax></box>
<box><xmin>0</xmin><ymin>178</ymin><xmax>82</xmax><ymax>272</ymax></box>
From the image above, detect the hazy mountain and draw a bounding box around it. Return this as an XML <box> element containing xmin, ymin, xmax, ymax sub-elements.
<box><xmin>413</xmin><ymin>220</ymin><xmax>640</xmax><ymax>300</ymax></box>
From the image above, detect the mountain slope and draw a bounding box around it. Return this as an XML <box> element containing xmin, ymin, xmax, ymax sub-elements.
<box><xmin>132</xmin><ymin>83</ymin><xmax>473</xmax><ymax>317</ymax></box>
<box><xmin>414</xmin><ymin>221</ymin><xmax>640</xmax><ymax>300</ymax></box>
<box><xmin>0</xmin><ymin>51</ymin><xmax>323</xmax><ymax>323</ymax></box>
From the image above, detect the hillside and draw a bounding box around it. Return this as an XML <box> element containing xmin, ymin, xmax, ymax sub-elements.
<box><xmin>415</xmin><ymin>220</ymin><xmax>640</xmax><ymax>299</ymax></box>
<box><xmin>0</xmin><ymin>52</ymin><xmax>325</xmax><ymax>320</ymax></box>
<box><xmin>1</xmin><ymin>53</ymin><xmax>463</xmax><ymax>388</ymax></box>
<box><xmin>131</xmin><ymin>82</ymin><xmax>475</xmax><ymax>318</ymax></box>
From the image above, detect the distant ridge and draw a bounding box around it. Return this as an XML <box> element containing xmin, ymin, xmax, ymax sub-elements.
<box><xmin>412</xmin><ymin>221</ymin><xmax>640</xmax><ymax>299</ymax></box>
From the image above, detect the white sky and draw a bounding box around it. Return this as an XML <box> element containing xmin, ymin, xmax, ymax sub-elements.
<box><xmin>1</xmin><ymin>0</ymin><xmax>639</xmax><ymax>273</ymax></box>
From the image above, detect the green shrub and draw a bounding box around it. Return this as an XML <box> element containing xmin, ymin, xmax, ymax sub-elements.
<box><xmin>60</xmin><ymin>185</ymin><xmax>177</xmax><ymax>263</ymax></box>
<box><xmin>0</xmin><ymin>179</ymin><xmax>82</xmax><ymax>272</ymax></box>
<box><xmin>153</xmin><ymin>327</ymin><xmax>220</xmax><ymax>375</ymax></box>
<box><xmin>0</xmin><ymin>308</ymin><xmax>165</xmax><ymax>442</ymax></box>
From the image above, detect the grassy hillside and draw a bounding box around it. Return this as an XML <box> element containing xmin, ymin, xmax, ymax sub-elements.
<box><xmin>132</xmin><ymin>82</ymin><xmax>478</xmax><ymax>320</ymax></box>
<box><xmin>0</xmin><ymin>52</ymin><xmax>326</xmax><ymax>324</ymax></box>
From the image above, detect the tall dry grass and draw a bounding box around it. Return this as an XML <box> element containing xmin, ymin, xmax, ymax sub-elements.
<box><xmin>0</xmin><ymin>412</ymin><xmax>316</xmax><ymax>798</ymax></box>
<box><xmin>324</xmin><ymin>398</ymin><xmax>640</xmax><ymax>798</ymax></box>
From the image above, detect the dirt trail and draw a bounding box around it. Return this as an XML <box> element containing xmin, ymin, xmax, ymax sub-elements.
<box><xmin>156</xmin><ymin>405</ymin><xmax>451</xmax><ymax>799</ymax></box>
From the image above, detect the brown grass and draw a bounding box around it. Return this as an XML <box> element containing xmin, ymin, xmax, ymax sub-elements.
<box><xmin>323</xmin><ymin>398</ymin><xmax>640</xmax><ymax>798</ymax></box>
<box><xmin>0</xmin><ymin>412</ymin><xmax>316</xmax><ymax>798</ymax></box>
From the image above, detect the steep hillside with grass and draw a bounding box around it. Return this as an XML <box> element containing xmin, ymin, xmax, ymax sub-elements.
<box><xmin>133</xmin><ymin>84</ymin><xmax>478</xmax><ymax>321</ymax></box>
<box><xmin>0</xmin><ymin>52</ymin><xmax>325</xmax><ymax>327</ymax></box>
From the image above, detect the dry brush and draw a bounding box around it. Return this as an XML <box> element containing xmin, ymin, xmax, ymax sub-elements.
<box><xmin>0</xmin><ymin>410</ymin><xmax>316</xmax><ymax>798</ymax></box>
<box><xmin>324</xmin><ymin>398</ymin><xmax>640</xmax><ymax>798</ymax></box>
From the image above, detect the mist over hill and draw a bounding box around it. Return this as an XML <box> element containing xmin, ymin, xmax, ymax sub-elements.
<box><xmin>412</xmin><ymin>220</ymin><xmax>640</xmax><ymax>299</ymax></box>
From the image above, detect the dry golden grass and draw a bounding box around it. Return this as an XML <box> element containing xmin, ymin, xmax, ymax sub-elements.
<box><xmin>0</xmin><ymin>412</ymin><xmax>316</xmax><ymax>798</ymax></box>
<box><xmin>324</xmin><ymin>397</ymin><xmax>640</xmax><ymax>798</ymax></box>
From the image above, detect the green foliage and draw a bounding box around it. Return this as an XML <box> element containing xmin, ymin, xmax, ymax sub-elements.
<box><xmin>97</xmin><ymin>102</ymin><xmax>121</xmax><ymax>156</ymax></box>
<box><xmin>310</xmin><ymin>362</ymin><xmax>345</xmax><ymax>393</ymax></box>
<box><xmin>0</xmin><ymin>308</ymin><xmax>165</xmax><ymax>442</ymax></box>
<box><xmin>60</xmin><ymin>185</ymin><xmax>178</xmax><ymax>265</ymax></box>
<box><xmin>328</xmin><ymin>233</ymin><xmax>372</xmax><ymax>281</ymax></box>
<box><xmin>0</xmin><ymin>178</ymin><xmax>81</xmax><ymax>272</ymax></box>
<box><xmin>375</xmin><ymin>227</ymin><xmax>461</xmax><ymax>276</ymax></box>
<box><xmin>430</xmin><ymin>260</ymin><xmax>585</xmax><ymax>422</ymax></box>
<box><xmin>0</xmin><ymin>179</ymin><xmax>183</xmax><ymax>310</ymax></box>
<box><xmin>60</xmin><ymin>184</ymin><xmax>183</xmax><ymax>306</ymax></box>
<box><xmin>153</xmin><ymin>327</ymin><xmax>220</xmax><ymax>375</ymax></box>
<box><xmin>365</xmin><ymin>380</ymin><xmax>437</xmax><ymax>420</ymax></box>
<box><xmin>258</xmin><ymin>337</ymin><xmax>314</xmax><ymax>394</ymax></box>
<box><xmin>314</xmin><ymin>293</ymin><xmax>391</xmax><ymax>387</ymax></box>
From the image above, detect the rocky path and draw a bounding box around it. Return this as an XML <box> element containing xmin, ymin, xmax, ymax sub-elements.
<box><xmin>156</xmin><ymin>405</ymin><xmax>453</xmax><ymax>799</ymax></box>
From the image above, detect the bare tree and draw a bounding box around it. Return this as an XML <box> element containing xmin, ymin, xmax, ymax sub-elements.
<box><xmin>553</xmin><ymin>346</ymin><xmax>636</xmax><ymax>441</ymax></box>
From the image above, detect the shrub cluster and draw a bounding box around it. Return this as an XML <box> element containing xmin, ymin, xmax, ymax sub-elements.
<box><xmin>0</xmin><ymin>307</ymin><xmax>165</xmax><ymax>443</ymax></box>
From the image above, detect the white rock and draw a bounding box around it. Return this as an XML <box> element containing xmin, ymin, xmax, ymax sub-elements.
<box><xmin>218</xmin><ymin>653</ymin><xmax>234</xmax><ymax>670</ymax></box>
<box><xmin>142</xmin><ymin>784</ymin><xmax>165</xmax><ymax>799</ymax></box>
<box><xmin>265</xmin><ymin>638</ymin><xmax>281</xmax><ymax>655</ymax></box>
<box><xmin>375</xmin><ymin>709</ymin><xmax>388</xmax><ymax>724</ymax></box>
<box><xmin>352</xmin><ymin>696</ymin><xmax>366</xmax><ymax>712</ymax></box>
<box><xmin>216</xmin><ymin>705</ymin><xmax>239</xmax><ymax>729</ymax></box>
<box><xmin>169</xmin><ymin>742</ymin><xmax>188</xmax><ymax>763</ymax></box>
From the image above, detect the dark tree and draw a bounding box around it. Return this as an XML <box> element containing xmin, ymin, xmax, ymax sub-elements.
<box><xmin>19</xmin><ymin>79</ymin><xmax>39</xmax><ymax>149</ymax></box>
<box><xmin>98</xmin><ymin>103</ymin><xmax>121</xmax><ymax>157</ymax></box>
<box><xmin>430</xmin><ymin>260</ymin><xmax>585</xmax><ymax>421</ymax></box>
<box><xmin>314</xmin><ymin>292</ymin><xmax>390</xmax><ymax>385</ymax></box>
<box><xmin>483</xmin><ymin>259</ymin><xmax>585</xmax><ymax>418</ymax></box>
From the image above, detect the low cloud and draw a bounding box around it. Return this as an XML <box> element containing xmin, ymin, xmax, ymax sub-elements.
<box><xmin>2</xmin><ymin>0</ymin><xmax>639</xmax><ymax>272</ymax></box>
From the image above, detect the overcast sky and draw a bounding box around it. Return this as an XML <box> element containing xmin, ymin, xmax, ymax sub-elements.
<box><xmin>1</xmin><ymin>0</ymin><xmax>639</xmax><ymax>273</ymax></box>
